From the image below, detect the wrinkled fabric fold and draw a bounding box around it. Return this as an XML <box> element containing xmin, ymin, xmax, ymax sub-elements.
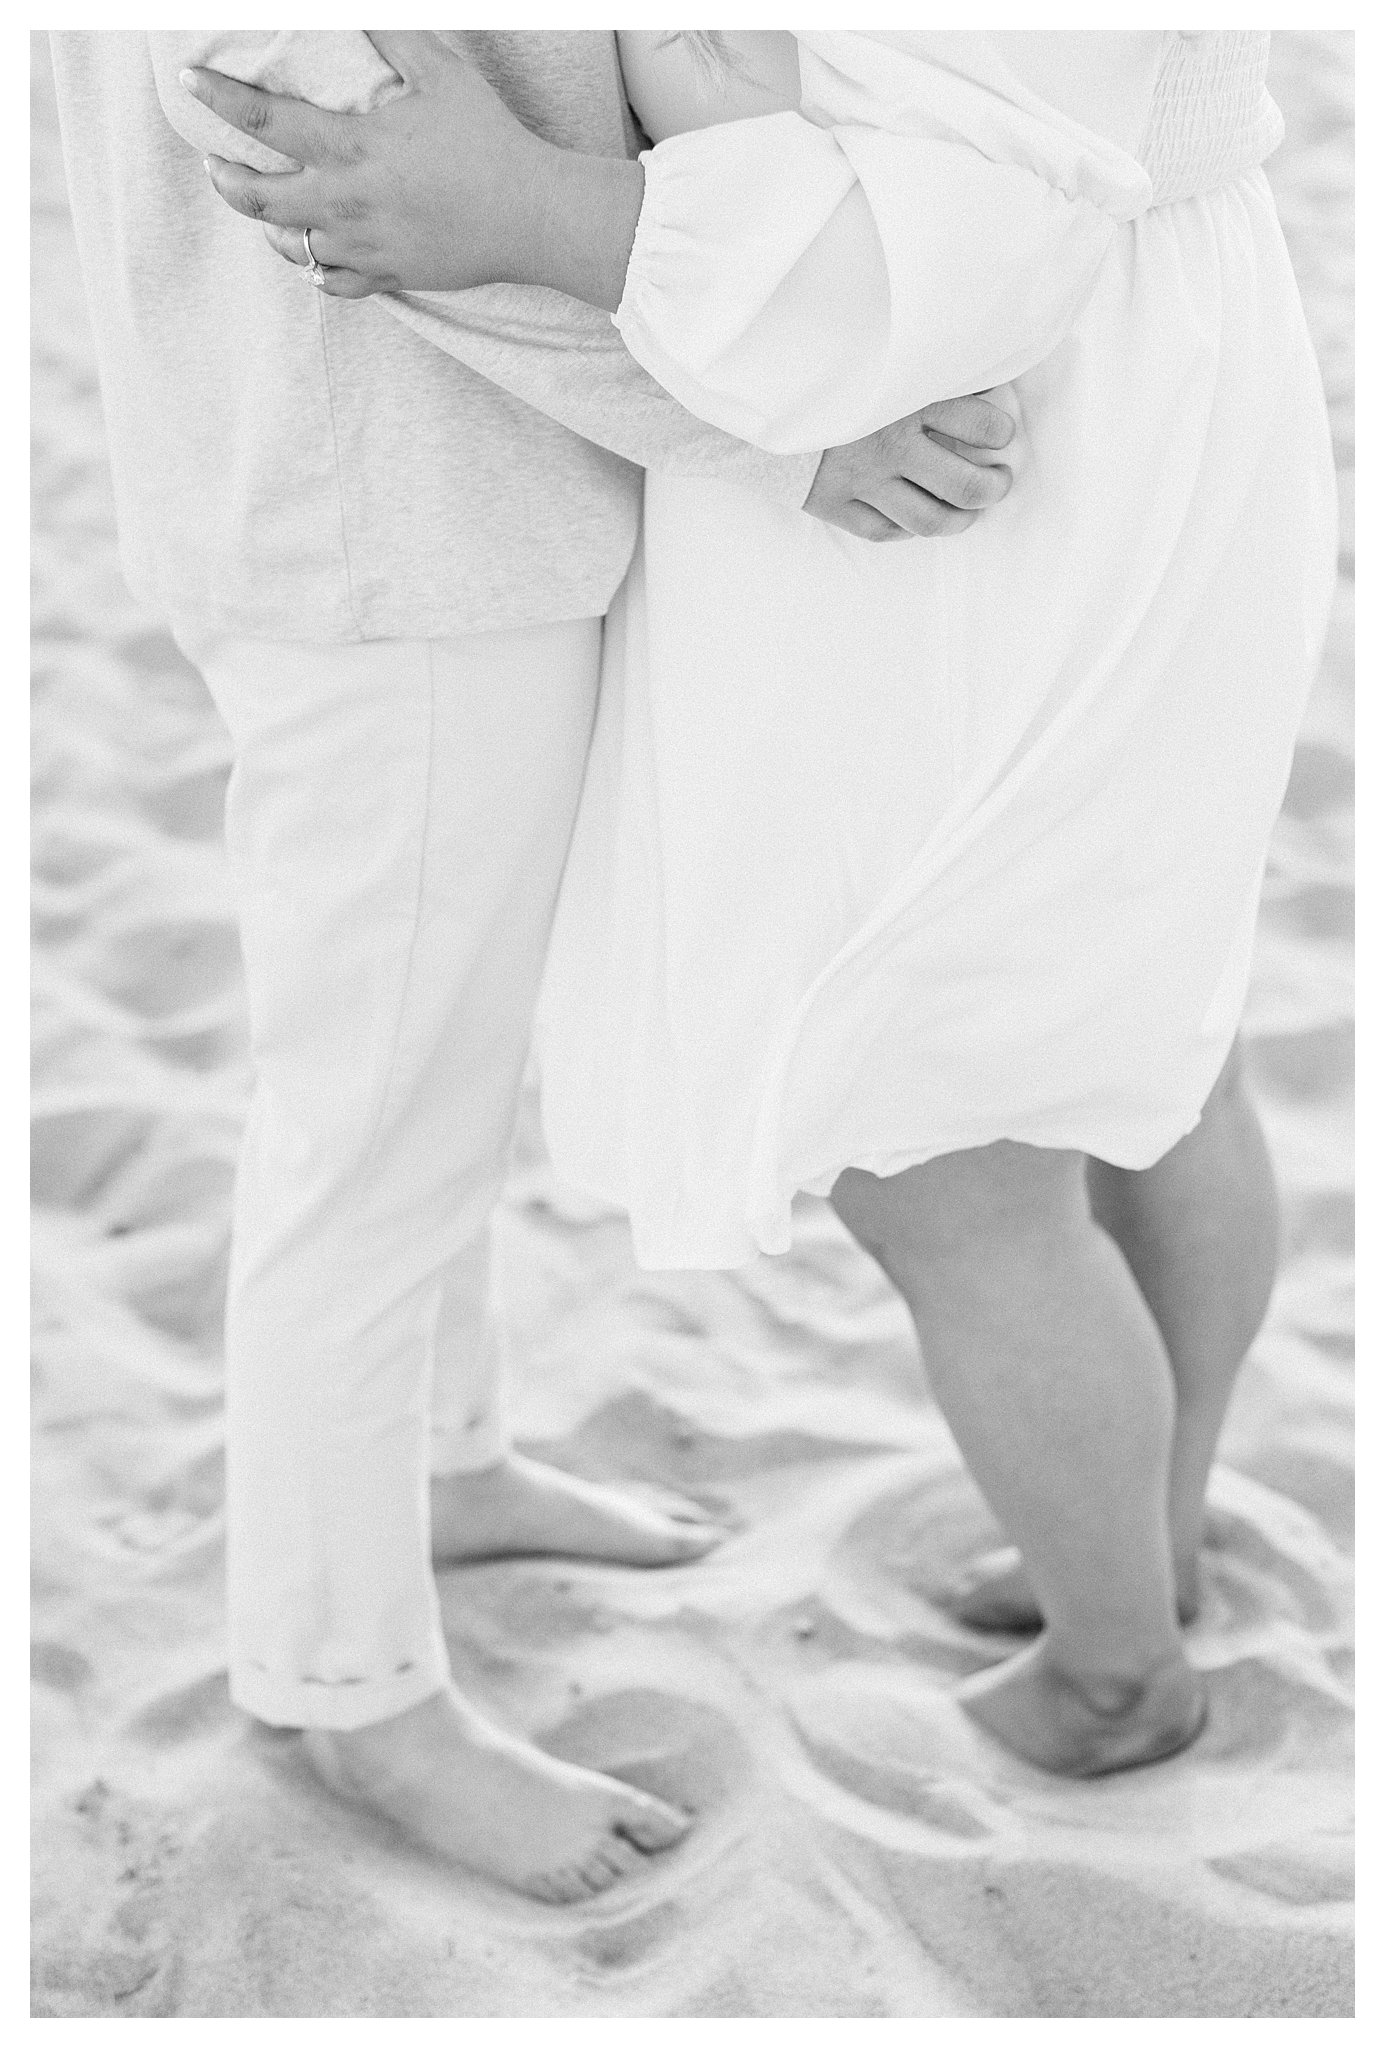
<box><xmin>614</xmin><ymin>31</ymin><xmax>1159</xmax><ymax>451</ymax></box>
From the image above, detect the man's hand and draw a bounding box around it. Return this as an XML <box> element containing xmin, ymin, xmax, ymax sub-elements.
<box><xmin>805</xmin><ymin>396</ymin><xmax>1016</xmax><ymax>541</ymax></box>
<box><xmin>182</xmin><ymin>30</ymin><xmax>642</xmax><ymax>310</ymax></box>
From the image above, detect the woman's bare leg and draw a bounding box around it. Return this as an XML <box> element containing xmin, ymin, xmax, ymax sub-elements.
<box><xmin>832</xmin><ymin>1142</ymin><xmax>1206</xmax><ymax>1775</ymax></box>
<box><xmin>952</xmin><ymin>1042</ymin><xmax>1279</xmax><ymax>1631</ymax></box>
<box><xmin>1092</xmin><ymin>1043</ymin><xmax>1279</xmax><ymax>1599</ymax></box>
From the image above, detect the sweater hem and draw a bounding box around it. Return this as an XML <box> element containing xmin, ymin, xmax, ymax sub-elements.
<box><xmin>133</xmin><ymin>571</ymin><xmax>626</xmax><ymax>647</ymax></box>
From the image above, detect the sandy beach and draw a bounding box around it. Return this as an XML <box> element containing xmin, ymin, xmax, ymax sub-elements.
<box><xmin>31</xmin><ymin>33</ymin><xmax>1354</xmax><ymax>2018</ymax></box>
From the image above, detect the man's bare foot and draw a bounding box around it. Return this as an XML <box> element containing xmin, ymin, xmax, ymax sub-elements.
<box><xmin>303</xmin><ymin>1686</ymin><xmax>690</xmax><ymax>1902</ymax></box>
<box><xmin>943</xmin><ymin>1545</ymin><xmax>1202</xmax><ymax>1634</ymax></box>
<box><xmin>958</xmin><ymin>1636</ymin><xmax>1208</xmax><ymax>1777</ymax></box>
<box><xmin>430</xmin><ymin>1453</ymin><xmax>724</xmax><ymax>1568</ymax></box>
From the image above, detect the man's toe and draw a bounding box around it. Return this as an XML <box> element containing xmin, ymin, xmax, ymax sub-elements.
<box><xmin>583</xmin><ymin>1843</ymin><xmax>634</xmax><ymax>1891</ymax></box>
<box><xmin>615</xmin><ymin>1791</ymin><xmax>691</xmax><ymax>1854</ymax></box>
<box><xmin>663</xmin><ymin>1494</ymin><xmax>718</xmax><ymax>1525</ymax></box>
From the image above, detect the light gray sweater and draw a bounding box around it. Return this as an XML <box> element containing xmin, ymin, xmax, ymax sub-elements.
<box><xmin>48</xmin><ymin>31</ymin><xmax>820</xmax><ymax>642</ymax></box>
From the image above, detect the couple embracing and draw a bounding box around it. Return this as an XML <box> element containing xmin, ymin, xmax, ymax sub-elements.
<box><xmin>50</xmin><ymin>29</ymin><xmax>1335</xmax><ymax>1905</ymax></box>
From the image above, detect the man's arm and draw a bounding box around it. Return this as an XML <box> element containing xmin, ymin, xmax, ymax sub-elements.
<box><xmin>389</xmin><ymin>287</ymin><xmax>820</xmax><ymax>511</ymax></box>
<box><xmin>393</xmin><ymin>283</ymin><xmax>1015</xmax><ymax>537</ymax></box>
<box><xmin>384</xmin><ymin>286</ymin><xmax>1013</xmax><ymax>538</ymax></box>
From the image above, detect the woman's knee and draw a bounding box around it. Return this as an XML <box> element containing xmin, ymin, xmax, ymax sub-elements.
<box><xmin>1202</xmin><ymin>1036</ymin><xmax>1249</xmax><ymax>1119</ymax></box>
<box><xmin>834</xmin><ymin>1140</ymin><xmax>1089</xmax><ymax>1276</ymax></box>
<box><xmin>1183</xmin><ymin>1035</ymin><xmax>1271</xmax><ymax>1176</ymax></box>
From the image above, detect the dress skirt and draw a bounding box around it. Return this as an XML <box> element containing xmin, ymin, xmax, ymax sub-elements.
<box><xmin>537</xmin><ymin>161</ymin><xmax>1337</xmax><ymax>1269</ymax></box>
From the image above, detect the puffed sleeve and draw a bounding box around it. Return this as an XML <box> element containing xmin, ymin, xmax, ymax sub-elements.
<box><xmin>613</xmin><ymin>32</ymin><xmax>1155</xmax><ymax>452</ymax></box>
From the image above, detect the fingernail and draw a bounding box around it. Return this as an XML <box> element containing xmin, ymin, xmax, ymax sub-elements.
<box><xmin>179</xmin><ymin>67</ymin><xmax>202</xmax><ymax>96</ymax></box>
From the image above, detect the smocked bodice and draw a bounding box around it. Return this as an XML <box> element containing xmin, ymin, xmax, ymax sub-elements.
<box><xmin>1140</xmin><ymin>31</ymin><xmax>1283</xmax><ymax>206</ymax></box>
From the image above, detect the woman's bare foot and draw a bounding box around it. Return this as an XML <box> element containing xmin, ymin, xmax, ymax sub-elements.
<box><xmin>430</xmin><ymin>1453</ymin><xmax>724</xmax><ymax>1568</ymax></box>
<box><xmin>958</xmin><ymin>1636</ymin><xmax>1208</xmax><ymax>1777</ymax></box>
<box><xmin>943</xmin><ymin>1545</ymin><xmax>1202</xmax><ymax>1634</ymax></box>
<box><xmin>303</xmin><ymin>1686</ymin><xmax>690</xmax><ymax>1902</ymax></box>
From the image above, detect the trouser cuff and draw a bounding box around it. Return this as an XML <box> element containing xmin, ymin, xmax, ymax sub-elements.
<box><xmin>230</xmin><ymin>1644</ymin><xmax>451</xmax><ymax>1732</ymax></box>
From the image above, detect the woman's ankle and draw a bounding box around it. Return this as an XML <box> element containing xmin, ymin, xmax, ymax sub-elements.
<box><xmin>1170</xmin><ymin>1538</ymin><xmax>1204</xmax><ymax>1622</ymax></box>
<box><xmin>1040</xmin><ymin>1631</ymin><xmax>1192</xmax><ymax>1712</ymax></box>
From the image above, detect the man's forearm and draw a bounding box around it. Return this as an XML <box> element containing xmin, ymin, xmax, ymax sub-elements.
<box><xmin>384</xmin><ymin>284</ymin><xmax>820</xmax><ymax>508</ymax></box>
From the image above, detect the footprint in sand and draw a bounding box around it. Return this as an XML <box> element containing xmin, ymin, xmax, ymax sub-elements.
<box><xmin>826</xmin><ymin>1459</ymin><xmax>1350</xmax><ymax>1678</ymax></box>
<box><xmin>32</xmin><ymin>1641</ymin><xmax>94</xmax><ymax>1692</ymax></box>
<box><xmin>763</xmin><ymin>1592</ymin><xmax>882</xmax><ymax>1666</ymax></box>
<box><xmin>538</xmin><ymin>1686</ymin><xmax>754</xmax><ymax>1830</ymax></box>
<box><xmin>32</xmin><ymin>1777</ymin><xmax>179</xmax><ymax>2017</ymax></box>
<box><xmin>561</xmin><ymin>1386</ymin><xmax>878</xmax><ymax>1491</ymax></box>
<box><xmin>784</xmin><ymin>1467</ymin><xmax>1354</xmax><ymax>1847</ymax></box>
<box><xmin>1178</xmin><ymin>1474</ymin><xmax>1352</xmax><ymax>1783</ymax></box>
<box><xmin>126</xmin><ymin>1668</ymin><xmax>234</xmax><ymax>1748</ymax></box>
<box><xmin>785</xmin><ymin>1665</ymin><xmax>1001</xmax><ymax>1841</ymax></box>
<box><xmin>1192</xmin><ymin>1652</ymin><xmax>1352</xmax><ymax>1775</ymax></box>
<box><xmin>576</xmin><ymin>1894</ymin><xmax>686</xmax><ymax>1973</ymax></box>
<box><xmin>827</xmin><ymin>1462</ymin><xmax>1009</xmax><ymax>1623</ymax></box>
<box><xmin>784</xmin><ymin>1655</ymin><xmax>1355</xmax><ymax>1879</ymax></box>
<box><xmin>1207</xmin><ymin>1838</ymin><xmax>1354</xmax><ymax>1908</ymax></box>
<box><xmin>805</xmin><ymin>1464</ymin><xmax>1027</xmax><ymax>1684</ymax></box>
<box><xmin>1195</xmin><ymin>1476</ymin><xmax>1351</xmax><ymax>1640</ymax></box>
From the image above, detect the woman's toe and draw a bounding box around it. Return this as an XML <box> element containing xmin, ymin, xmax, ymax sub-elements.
<box><xmin>597</xmin><ymin>1835</ymin><xmax>643</xmax><ymax>1881</ymax></box>
<box><xmin>664</xmin><ymin>1495</ymin><xmax>718</xmax><ymax>1525</ymax></box>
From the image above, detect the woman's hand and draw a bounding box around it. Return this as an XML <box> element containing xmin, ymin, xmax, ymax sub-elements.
<box><xmin>183</xmin><ymin>31</ymin><xmax>642</xmax><ymax>309</ymax></box>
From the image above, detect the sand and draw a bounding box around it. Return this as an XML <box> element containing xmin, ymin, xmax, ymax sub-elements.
<box><xmin>30</xmin><ymin>31</ymin><xmax>1354</xmax><ymax>2019</ymax></box>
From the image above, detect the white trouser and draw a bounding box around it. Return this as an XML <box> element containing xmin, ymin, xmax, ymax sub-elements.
<box><xmin>182</xmin><ymin>621</ymin><xmax>602</xmax><ymax>1730</ymax></box>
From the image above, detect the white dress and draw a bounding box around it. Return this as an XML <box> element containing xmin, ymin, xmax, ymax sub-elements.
<box><xmin>536</xmin><ymin>31</ymin><xmax>1338</xmax><ymax>1270</ymax></box>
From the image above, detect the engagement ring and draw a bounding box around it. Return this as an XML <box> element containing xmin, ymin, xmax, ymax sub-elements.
<box><xmin>302</xmin><ymin>227</ymin><xmax>326</xmax><ymax>289</ymax></box>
